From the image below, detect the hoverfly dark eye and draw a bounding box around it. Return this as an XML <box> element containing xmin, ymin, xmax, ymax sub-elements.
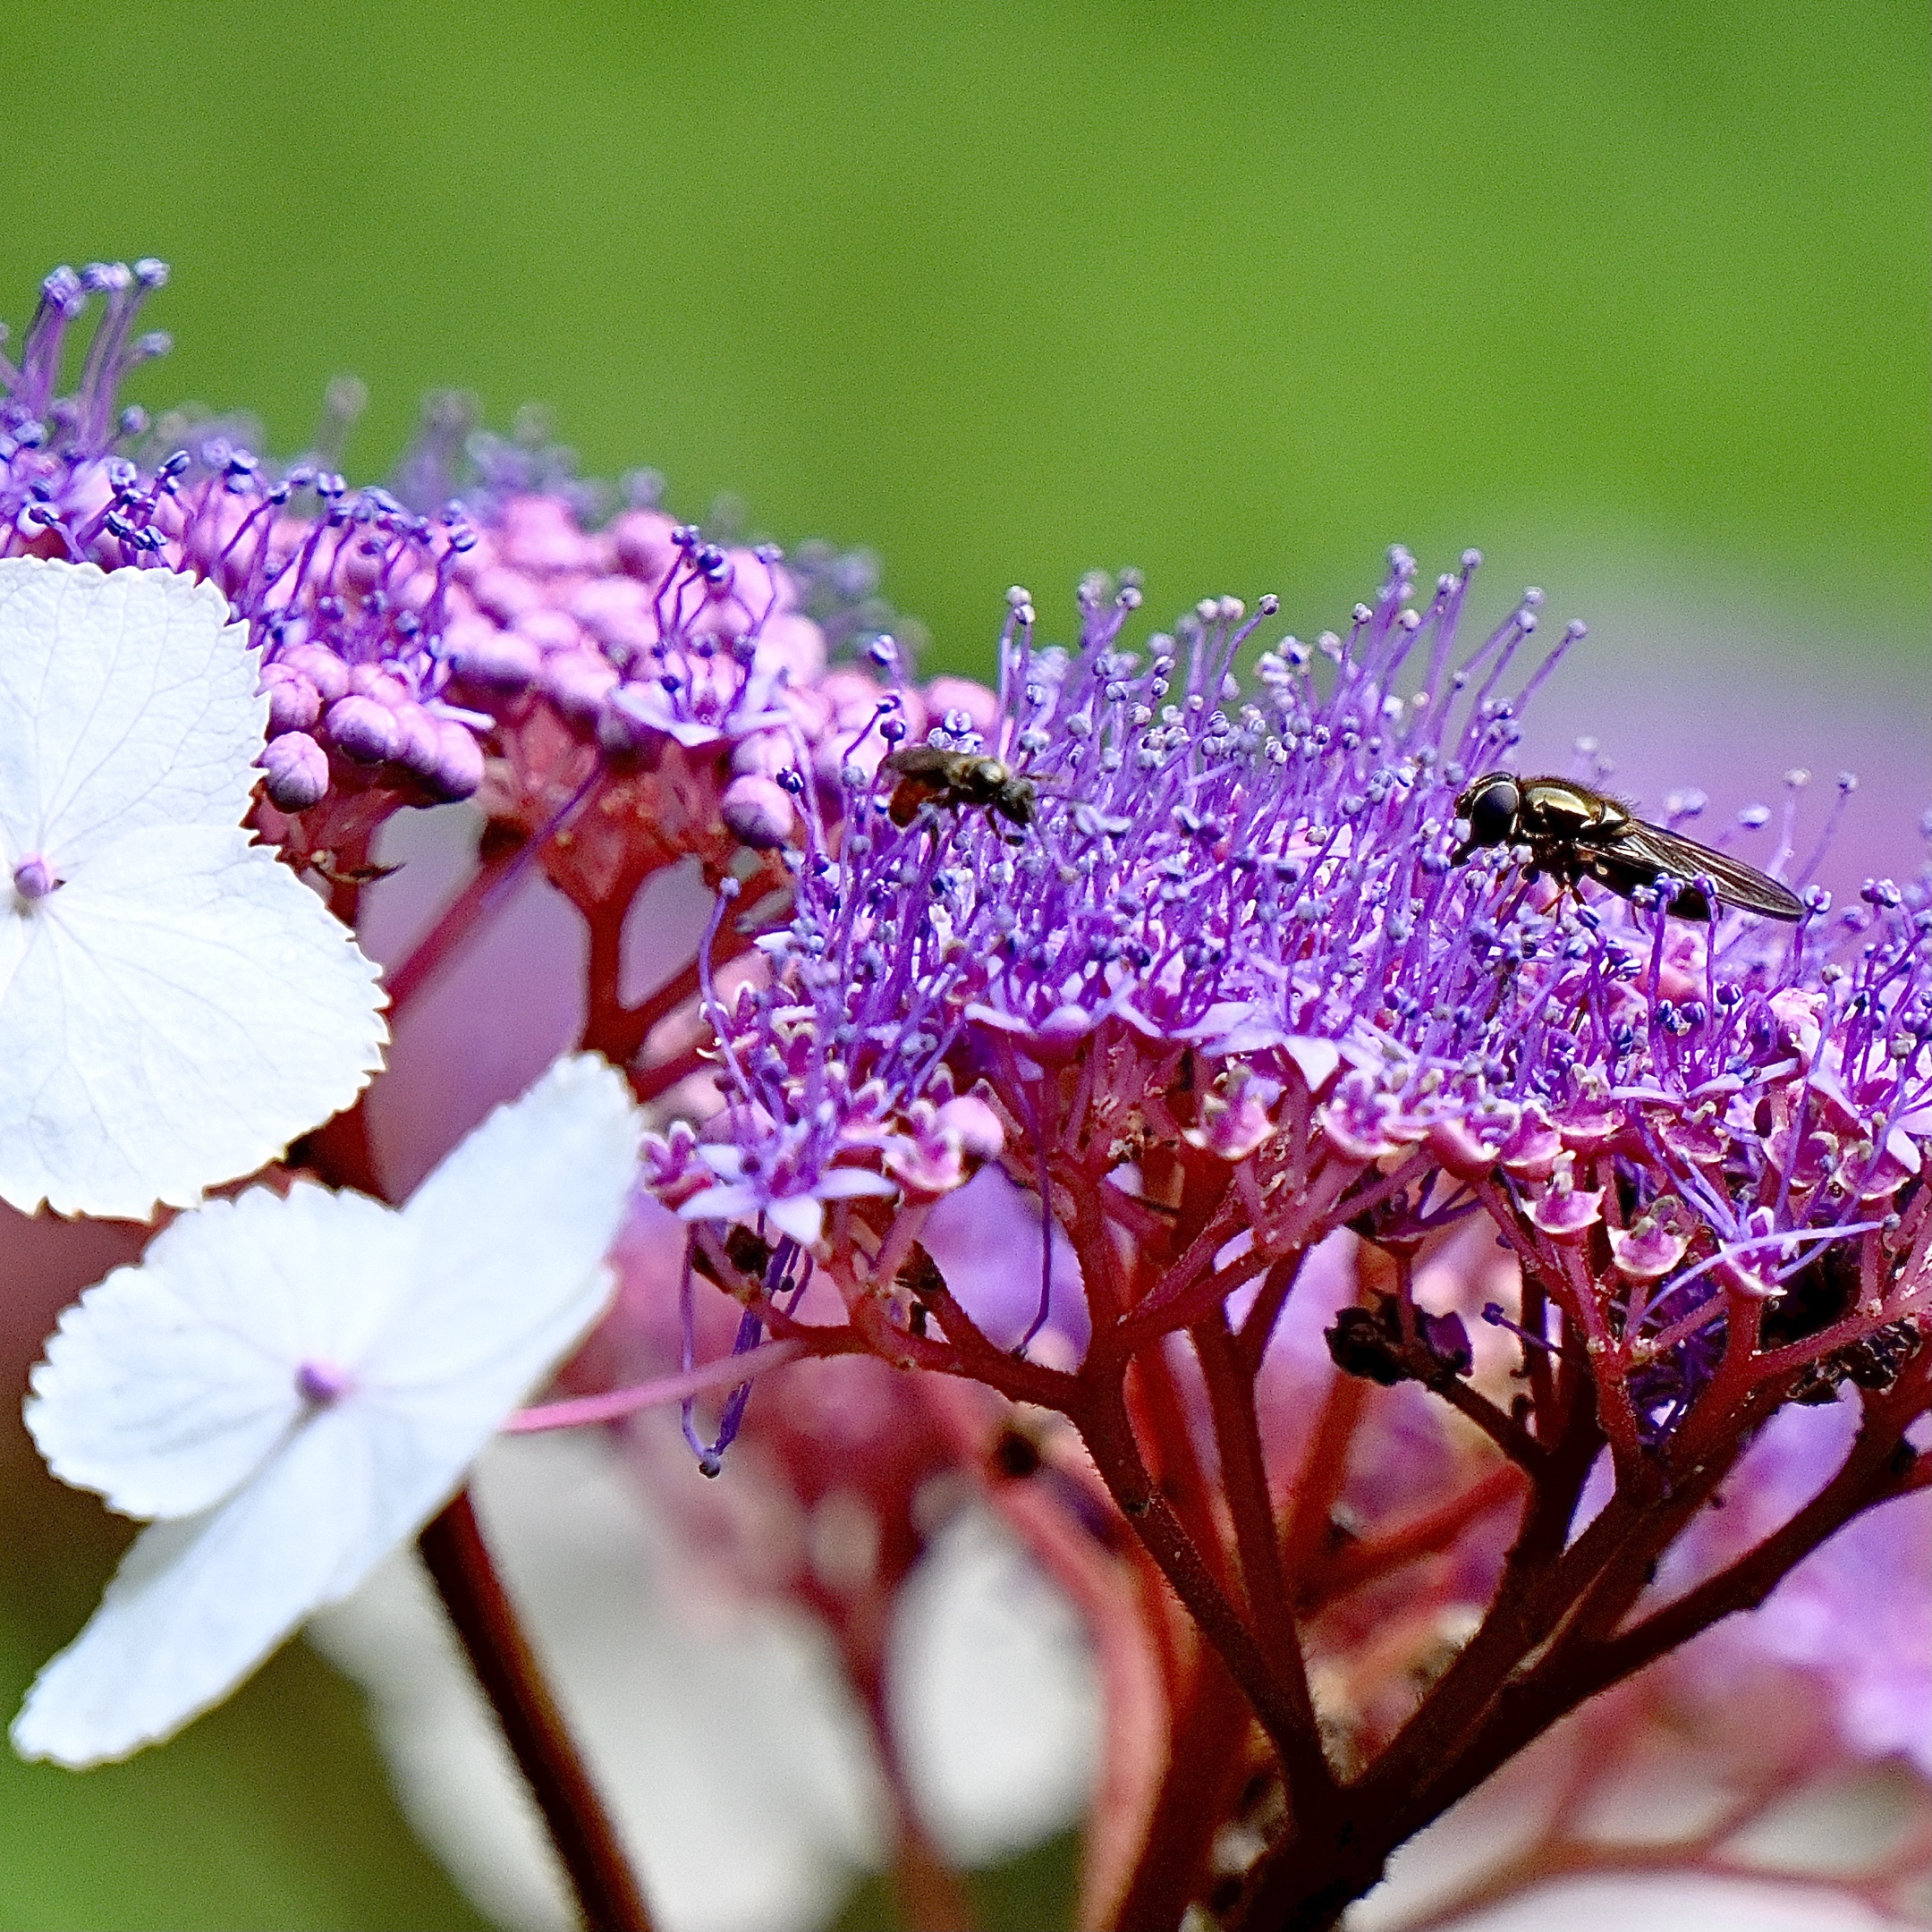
<box><xmin>1466</xmin><ymin>779</ymin><xmax>1521</xmax><ymax>848</ymax></box>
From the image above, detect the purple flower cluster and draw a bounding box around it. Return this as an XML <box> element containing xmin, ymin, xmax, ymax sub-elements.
<box><xmin>661</xmin><ymin>540</ymin><xmax>1930</xmax><ymax>1462</ymax></box>
<box><xmin>1</xmin><ymin>262</ymin><xmax>909</xmax><ymax>891</ymax></box>
<box><xmin>4</xmin><ymin>265</ymin><xmax>483</xmax><ymax>812</ymax></box>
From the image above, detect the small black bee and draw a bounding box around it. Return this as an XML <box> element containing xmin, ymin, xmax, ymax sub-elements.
<box><xmin>884</xmin><ymin>745</ymin><xmax>1038</xmax><ymax>829</ymax></box>
<box><xmin>1452</xmin><ymin>772</ymin><xmax>1804</xmax><ymax>922</ymax></box>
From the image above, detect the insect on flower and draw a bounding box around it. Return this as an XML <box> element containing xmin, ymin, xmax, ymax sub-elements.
<box><xmin>883</xmin><ymin>744</ymin><xmax>1039</xmax><ymax>830</ymax></box>
<box><xmin>1452</xmin><ymin>771</ymin><xmax>1806</xmax><ymax>921</ymax></box>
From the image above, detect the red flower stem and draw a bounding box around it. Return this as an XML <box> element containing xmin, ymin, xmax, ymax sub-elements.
<box><xmin>1280</xmin><ymin>1370</ymin><xmax>1368</xmax><ymax>1574</ymax></box>
<box><xmin>841</xmin><ymin>1284</ymin><xmax>1078</xmax><ymax>1407</ymax></box>
<box><xmin>1114</xmin><ymin>1189</ymin><xmax>1244</xmax><ymax>1335</ymax></box>
<box><xmin>1231</xmin><ymin>1504</ymin><xmax>1613</xmax><ymax>1928</ymax></box>
<box><xmin>1303</xmin><ymin>1462</ymin><xmax>1524</xmax><ymax>1610</ymax></box>
<box><xmin>1552</xmin><ymin>1240</ymin><xmax>1648</xmax><ymax>1472</ymax></box>
<box><xmin>618</xmin><ymin>919</ymin><xmax>761</xmax><ymax>1047</ymax></box>
<box><xmin>1573</xmin><ymin>1389</ymin><xmax>1928</xmax><ymax>1693</ymax></box>
<box><xmin>1368</xmin><ymin>1470</ymin><xmax>1642</xmax><ymax>1805</ymax></box>
<box><xmin>915</xmin><ymin>1378</ymin><xmax>1168</xmax><ymax>1930</ymax></box>
<box><xmin>293</xmin><ymin>1097</ymin><xmax>384</xmax><ymax>1198</ymax></box>
<box><xmin>581</xmin><ymin>888</ymin><xmax>637</xmax><ymax>1058</ymax></box>
<box><xmin>383</xmin><ymin>839</ymin><xmax>521</xmax><ymax>1017</ymax></box>
<box><xmin>1072</xmin><ymin>1375</ymin><xmax>1312</xmax><ymax>1775</ymax></box>
<box><xmin>320</xmin><ymin>834</ymin><xmax>369</xmax><ymax>928</ymax></box>
<box><xmin>629</xmin><ymin>1044</ymin><xmax>708</xmax><ymax>1106</ymax></box>
<box><xmin>1236</xmin><ymin>1250</ymin><xmax>1308</xmax><ymax>1372</ymax></box>
<box><xmin>1134</xmin><ymin>1338</ymin><xmax>1233</xmax><ymax>1575</ymax></box>
<box><xmin>1356</xmin><ymin>1414</ymin><xmax>1922</xmax><ymax>1875</ymax></box>
<box><xmin>1110</xmin><ymin>1649</ymin><xmax>1254</xmax><ymax>1932</ymax></box>
<box><xmin>418</xmin><ymin>1490</ymin><xmax>656</xmax><ymax>1932</ymax></box>
<box><xmin>1426</xmin><ymin>1372</ymin><xmax>1546</xmax><ymax>1466</ymax></box>
<box><xmin>1520</xmin><ymin>1267</ymin><xmax>1557</xmax><ymax>1431</ymax></box>
<box><xmin>1333</xmin><ymin>1148</ymin><xmax>1436</xmax><ymax>1224</ymax></box>
<box><xmin>1192</xmin><ymin>1309</ymin><xmax>1332</xmax><ymax>1812</ymax></box>
<box><xmin>1119</xmin><ymin>1241</ymin><xmax>1273</xmax><ymax>1351</ymax></box>
<box><xmin>1237</xmin><ymin>1394</ymin><xmax>1751</xmax><ymax>1928</ymax></box>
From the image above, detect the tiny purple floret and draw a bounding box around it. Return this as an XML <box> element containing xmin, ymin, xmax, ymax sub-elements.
<box><xmin>294</xmin><ymin>1360</ymin><xmax>353</xmax><ymax>1404</ymax></box>
<box><xmin>12</xmin><ymin>855</ymin><xmax>57</xmax><ymax>900</ymax></box>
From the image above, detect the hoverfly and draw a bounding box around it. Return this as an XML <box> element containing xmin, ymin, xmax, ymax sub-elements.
<box><xmin>883</xmin><ymin>745</ymin><xmax>1038</xmax><ymax>830</ymax></box>
<box><xmin>1452</xmin><ymin>772</ymin><xmax>1804</xmax><ymax>922</ymax></box>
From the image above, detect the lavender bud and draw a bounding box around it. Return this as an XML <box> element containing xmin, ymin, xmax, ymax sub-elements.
<box><xmin>446</xmin><ymin>617</ymin><xmax>541</xmax><ymax>691</ymax></box>
<box><xmin>721</xmin><ymin>775</ymin><xmax>798</xmax><ymax>850</ymax></box>
<box><xmin>390</xmin><ymin>699</ymin><xmax>444</xmax><ymax>778</ymax></box>
<box><xmin>324</xmin><ymin>695</ymin><xmax>402</xmax><ymax>766</ymax></box>
<box><xmin>544</xmin><ymin>649</ymin><xmax>621</xmax><ymax>726</ymax></box>
<box><xmin>272</xmin><ymin>644</ymin><xmax>346</xmax><ymax>705</ymax></box>
<box><xmin>258</xmin><ymin>733</ymin><xmax>331</xmax><ymax>810</ymax></box>
<box><xmin>258</xmin><ymin>664</ymin><xmax>322</xmax><ymax>735</ymax></box>
<box><xmin>428</xmin><ymin>719</ymin><xmax>486</xmax><ymax>801</ymax></box>
<box><xmin>340</xmin><ymin>670</ymin><xmax>403</xmax><ymax>716</ymax></box>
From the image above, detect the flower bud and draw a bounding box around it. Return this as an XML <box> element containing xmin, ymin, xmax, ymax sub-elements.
<box><xmin>428</xmin><ymin>719</ymin><xmax>486</xmax><ymax>801</ymax></box>
<box><xmin>611</xmin><ymin>509</ymin><xmax>676</xmax><ymax>582</ymax></box>
<box><xmin>258</xmin><ymin>731</ymin><xmax>331</xmax><ymax>810</ymax></box>
<box><xmin>545</xmin><ymin>649</ymin><xmax>621</xmax><ymax>725</ymax></box>
<box><xmin>498</xmin><ymin>495</ymin><xmax>596</xmax><ymax>573</ymax></box>
<box><xmin>279</xmin><ymin>642</ymin><xmax>349</xmax><ymax>704</ymax></box>
<box><xmin>389</xmin><ymin>699</ymin><xmax>444</xmax><ymax>779</ymax></box>
<box><xmin>721</xmin><ymin>775</ymin><xmax>796</xmax><ymax>850</ymax></box>
<box><xmin>258</xmin><ymin>664</ymin><xmax>321</xmax><ymax>734</ymax></box>
<box><xmin>324</xmin><ymin>695</ymin><xmax>401</xmax><ymax>765</ymax></box>
<box><xmin>512</xmin><ymin>606</ymin><xmax>585</xmax><ymax>655</ymax></box>
<box><xmin>756</xmin><ymin>611</ymin><xmax>828</xmax><ymax>682</ymax></box>
<box><xmin>445</xmin><ymin>614</ymin><xmax>541</xmax><ymax>691</ymax></box>
<box><xmin>468</xmin><ymin>564</ymin><xmax>543</xmax><ymax>625</ymax></box>
<box><xmin>346</xmin><ymin>664</ymin><xmax>409</xmax><ymax>707</ymax></box>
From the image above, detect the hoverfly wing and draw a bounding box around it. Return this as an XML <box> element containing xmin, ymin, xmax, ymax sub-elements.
<box><xmin>1609</xmin><ymin>818</ymin><xmax>1805</xmax><ymax>922</ymax></box>
<box><xmin>884</xmin><ymin>746</ymin><xmax>951</xmax><ymax>779</ymax></box>
<box><xmin>883</xmin><ymin>745</ymin><xmax>950</xmax><ymax>826</ymax></box>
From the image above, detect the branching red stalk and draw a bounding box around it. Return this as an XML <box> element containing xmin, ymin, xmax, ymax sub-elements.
<box><xmin>1072</xmin><ymin>1375</ymin><xmax>1312</xmax><ymax>1774</ymax></box>
<box><xmin>1230</xmin><ymin>1349</ymin><xmax>1927</xmax><ymax>1932</ymax></box>
<box><xmin>383</xmin><ymin>838</ymin><xmax>522</xmax><ymax>1017</ymax></box>
<box><xmin>1110</xmin><ymin>1650</ymin><xmax>1255</xmax><ymax>1932</ymax></box>
<box><xmin>1192</xmin><ymin>1309</ymin><xmax>1334</xmax><ymax>1817</ymax></box>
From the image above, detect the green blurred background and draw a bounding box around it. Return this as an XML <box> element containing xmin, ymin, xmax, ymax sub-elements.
<box><xmin>1</xmin><ymin>0</ymin><xmax>1925</xmax><ymax>1926</ymax></box>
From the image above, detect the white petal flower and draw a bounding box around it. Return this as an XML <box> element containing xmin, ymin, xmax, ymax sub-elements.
<box><xmin>0</xmin><ymin>556</ymin><xmax>386</xmax><ymax>1219</ymax></box>
<box><xmin>12</xmin><ymin>1052</ymin><xmax>641</xmax><ymax>1769</ymax></box>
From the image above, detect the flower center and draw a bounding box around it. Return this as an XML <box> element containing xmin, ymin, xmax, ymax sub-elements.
<box><xmin>294</xmin><ymin>1360</ymin><xmax>353</xmax><ymax>1405</ymax></box>
<box><xmin>12</xmin><ymin>854</ymin><xmax>58</xmax><ymax>901</ymax></box>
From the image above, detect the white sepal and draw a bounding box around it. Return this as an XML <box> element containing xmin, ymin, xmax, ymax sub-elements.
<box><xmin>0</xmin><ymin>824</ymin><xmax>387</xmax><ymax>1218</ymax></box>
<box><xmin>12</xmin><ymin>1411</ymin><xmax>377</xmax><ymax>1767</ymax></box>
<box><xmin>12</xmin><ymin>1054</ymin><xmax>642</xmax><ymax>1769</ymax></box>
<box><xmin>0</xmin><ymin>559</ymin><xmax>264</xmax><ymax>861</ymax></box>
<box><xmin>0</xmin><ymin>558</ymin><xmax>389</xmax><ymax>1219</ymax></box>
<box><xmin>25</xmin><ymin>1184</ymin><xmax>402</xmax><ymax>1520</ymax></box>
